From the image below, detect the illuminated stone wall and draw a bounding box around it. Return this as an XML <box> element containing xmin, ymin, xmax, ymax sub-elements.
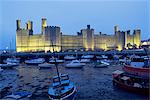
<box><xmin>44</xmin><ymin>26</ymin><xmax>61</xmax><ymax>52</ymax></box>
<box><xmin>124</xmin><ymin>29</ymin><xmax>141</xmax><ymax>49</ymax></box>
<box><xmin>16</xmin><ymin>29</ymin><xmax>29</xmax><ymax>52</ymax></box>
<box><xmin>133</xmin><ymin>30</ymin><xmax>141</xmax><ymax>47</ymax></box>
<box><xmin>16</xmin><ymin>19</ymin><xmax>141</xmax><ymax>52</ymax></box>
<box><xmin>61</xmin><ymin>35</ymin><xmax>83</xmax><ymax>51</ymax></box>
<box><xmin>94</xmin><ymin>34</ymin><xmax>116</xmax><ymax>50</ymax></box>
<box><xmin>115</xmin><ymin>27</ymin><xmax>141</xmax><ymax>50</ymax></box>
<box><xmin>16</xmin><ymin>19</ymin><xmax>61</xmax><ymax>52</ymax></box>
<box><xmin>28</xmin><ymin>34</ymin><xmax>45</xmax><ymax>52</ymax></box>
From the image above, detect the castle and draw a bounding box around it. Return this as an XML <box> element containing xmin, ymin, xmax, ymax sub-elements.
<box><xmin>16</xmin><ymin>18</ymin><xmax>141</xmax><ymax>52</ymax></box>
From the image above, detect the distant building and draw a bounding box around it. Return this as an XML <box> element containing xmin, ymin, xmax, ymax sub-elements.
<box><xmin>141</xmin><ymin>39</ymin><xmax>150</xmax><ymax>48</ymax></box>
<box><xmin>16</xmin><ymin>18</ymin><xmax>141</xmax><ymax>52</ymax></box>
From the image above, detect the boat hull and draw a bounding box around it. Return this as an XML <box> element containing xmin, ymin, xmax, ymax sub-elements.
<box><xmin>48</xmin><ymin>86</ymin><xmax>76</xmax><ymax>100</ymax></box>
<box><xmin>25</xmin><ymin>62</ymin><xmax>42</xmax><ymax>65</ymax></box>
<box><xmin>123</xmin><ymin>65</ymin><xmax>150</xmax><ymax>79</ymax></box>
<box><xmin>113</xmin><ymin>79</ymin><xmax>149</xmax><ymax>95</ymax></box>
<box><xmin>94</xmin><ymin>64</ymin><xmax>108</xmax><ymax>68</ymax></box>
<box><xmin>0</xmin><ymin>64</ymin><xmax>18</xmax><ymax>69</ymax></box>
<box><xmin>49</xmin><ymin>61</ymin><xmax>64</xmax><ymax>64</ymax></box>
<box><xmin>65</xmin><ymin>64</ymin><xmax>83</xmax><ymax>68</ymax></box>
<box><xmin>38</xmin><ymin>63</ymin><xmax>54</xmax><ymax>69</ymax></box>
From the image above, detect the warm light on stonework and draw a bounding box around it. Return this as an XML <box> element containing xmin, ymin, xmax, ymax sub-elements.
<box><xmin>16</xmin><ymin>19</ymin><xmax>141</xmax><ymax>52</ymax></box>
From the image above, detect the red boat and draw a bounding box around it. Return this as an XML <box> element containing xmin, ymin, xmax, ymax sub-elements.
<box><xmin>123</xmin><ymin>56</ymin><xmax>150</xmax><ymax>79</ymax></box>
<box><xmin>112</xmin><ymin>70</ymin><xmax>150</xmax><ymax>95</ymax></box>
<box><xmin>123</xmin><ymin>65</ymin><xmax>150</xmax><ymax>79</ymax></box>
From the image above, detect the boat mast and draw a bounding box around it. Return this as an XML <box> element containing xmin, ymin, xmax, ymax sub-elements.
<box><xmin>51</xmin><ymin>40</ymin><xmax>61</xmax><ymax>85</ymax></box>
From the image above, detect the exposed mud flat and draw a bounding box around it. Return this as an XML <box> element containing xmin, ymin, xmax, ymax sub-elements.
<box><xmin>0</xmin><ymin>63</ymin><xmax>149</xmax><ymax>100</ymax></box>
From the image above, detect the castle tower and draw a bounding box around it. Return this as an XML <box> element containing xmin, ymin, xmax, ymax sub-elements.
<box><xmin>114</xmin><ymin>26</ymin><xmax>118</xmax><ymax>34</ymax></box>
<box><xmin>133</xmin><ymin>29</ymin><xmax>141</xmax><ymax>48</ymax></box>
<box><xmin>26</xmin><ymin>21</ymin><xmax>33</xmax><ymax>31</ymax></box>
<box><xmin>82</xmin><ymin>25</ymin><xmax>94</xmax><ymax>51</ymax></box>
<box><xmin>16</xmin><ymin>20</ymin><xmax>21</xmax><ymax>30</ymax></box>
<box><xmin>42</xmin><ymin>18</ymin><xmax>47</xmax><ymax>34</ymax></box>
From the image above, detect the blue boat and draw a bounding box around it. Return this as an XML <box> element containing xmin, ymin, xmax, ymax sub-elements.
<box><xmin>48</xmin><ymin>41</ymin><xmax>77</xmax><ymax>100</ymax></box>
<box><xmin>48</xmin><ymin>74</ymin><xmax>77</xmax><ymax>100</ymax></box>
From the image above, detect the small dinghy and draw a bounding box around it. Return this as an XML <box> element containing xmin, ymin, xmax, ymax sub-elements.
<box><xmin>25</xmin><ymin>58</ymin><xmax>45</xmax><ymax>65</ymax></box>
<box><xmin>66</xmin><ymin>60</ymin><xmax>85</xmax><ymax>68</ymax></box>
<box><xmin>81</xmin><ymin>55</ymin><xmax>94</xmax><ymax>59</ymax></box>
<box><xmin>101</xmin><ymin>60</ymin><xmax>110</xmax><ymax>66</ymax></box>
<box><xmin>64</xmin><ymin>55</ymin><xmax>76</xmax><ymax>60</ymax></box>
<box><xmin>94</xmin><ymin>61</ymin><xmax>108</xmax><ymax>68</ymax></box>
<box><xmin>38</xmin><ymin>63</ymin><xmax>54</xmax><ymax>69</ymax></box>
<box><xmin>49</xmin><ymin>58</ymin><xmax>64</xmax><ymax>64</ymax></box>
<box><xmin>80</xmin><ymin>59</ymin><xmax>90</xmax><ymax>63</ymax></box>
<box><xmin>3</xmin><ymin>91</ymin><xmax>32</xmax><ymax>100</ymax></box>
<box><xmin>0</xmin><ymin>62</ymin><xmax>19</xmax><ymax>69</ymax></box>
<box><xmin>4</xmin><ymin>57</ymin><xmax>20</xmax><ymax>64</ymax></box>
<box><xmin>48</xmin><ymin>74</ymin><xmax>77</xmax><ymax>100</ymax></box>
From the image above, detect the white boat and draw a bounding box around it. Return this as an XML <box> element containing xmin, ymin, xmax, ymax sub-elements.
<box><xmin>7</xmin><ymin>62</ymin><xmax>19</xmax><ymax>66</ymax></box>
<box><xmin>48</xmin><ymin>74</ymin><xmax>77</xmax><ymax>100</ymax></box>
<box><xmin>25</xmin><ymin>58</ymin><xmax>45</xmax><ymax>65</ymax></box>
<box><xmin>94</xmin><ymin>61</ymin><xmax>109</xmax><ymax>68</ymax></box>
<box><xmin>0</xmin><ymin>62</ymin><xmax>19</xmax><ymax>69</ymax></box>
<box><xmin>38</xmin><ymin>63</ymin><xmax>54</xmax><ymax>69</ymax></box>
<box><xmin>80</xmin><ymin>59</ymin><xmax>91</xmax><ymax>63</ymax></box>
<box><xmin>4</xmin><ymin>57</ymin><xmax>20</xmax><ymax>64</ymax></box>
<box><xmin>49</xmin><ymin>58</ymin><xmax>64</xmax><ymax>64</ymax></box>
<box><xmin>101</xmin><ymin>60</ymin><xmax>110</xmax><ymax>66</ymax></box>
<box><xmin>96</xmin><ymin>56</ymin><xmax>103</xmax><ymax>59</ymax></box>
<box><xmin>81</xmin><ymin>55</ymin><xmax>94</xmax><ymax>59</ymax></box>
<box><xmin>64</xmin><ymin>55</ymin><xmax>76</xmax><ymax>60</ymax></box>
<box><xmin>66</xmin><ymin>60</ymin><xmax>85</xmax><ymax>68</ymax></box>
<box><xmin>102</xmin><ymin>55</ymin><xmax>108</xmax><ymax>59</ymax></box>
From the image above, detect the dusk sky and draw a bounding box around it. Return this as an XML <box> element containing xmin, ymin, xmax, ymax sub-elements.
<box><xmin>0</xmin><ymin>0</ymin><xmax>149</xmax><ymax>50</ymax></box>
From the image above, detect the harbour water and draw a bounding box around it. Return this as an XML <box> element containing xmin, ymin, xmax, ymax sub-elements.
<box><xmin>0</xmin><ymin>62</ymin><xmax>149</xmax><ymax>100</ymax></box>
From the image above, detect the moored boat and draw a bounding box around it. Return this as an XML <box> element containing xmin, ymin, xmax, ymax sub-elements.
<box><xmin>123</xmin><ymin>55</ymin><xmax>150</xmax><ymax>79</ymax></box>
<box><xmin>65</xmin><ymin>60</ymin><xmax>85</xmax><ymax>68</ymax></box>
<box><xmin>49</xmin><ymin>58</ymin><xmax>64</xmax><ymax>64</ymax></box>
<box><xmin>48</xmin><ymin>41</ymin><xmax>77</xmax><ymax>100</ymax></box>
<box><xmin>4</xmin><ymin>57</ymin><xmax>20</xmax><ymax>64</ymax></box>
<box><xmin>25</xmin><ymin>58</ymin><xmax>45</xmax><ymax>65</ymax></box>
<box><xmin>101</xmin><ymin>60</ymin><xmax>110</xmax><ymax>66</ymax></box>
<box><xmin>80</xmin><ymin>59</ymin><xmax>90</xmax><ymax>63</ymax></box>
<box><xmin>38</xmin><ymin>63</ymin><xmax>54</xmax><ymax>69</ymax></box>
<box><xmin>0</xmin><ymin>62</ymin><xmax>19</xmax><ymax>69</ymax></box>
<box><xmin>112</xmin><ymin>70</ymin><xmax>149</xmax><ymax>95</ymax></box>
<box><xmin>81</xmin><ymin>55</ymin><xmax>94</xmax><ymax>59</ymax></box>
<box><xmin>101</xmin><ymin>55</ymin><xmax>108</xmax><ymax>59</ymax></box>
<box><xmin>94</xmin><ymin>61</ymin><xmax>108</xmax><ymax>68</ymax></box>
<box><xmin>48</xmin><ymin>74</ymin><xmax>77</xmax><ymax>100</ymax></box>
<box><xmin>64</xmin><ymin>55</ymin><xmax>76</xmax><ymax>60</ymax></box>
